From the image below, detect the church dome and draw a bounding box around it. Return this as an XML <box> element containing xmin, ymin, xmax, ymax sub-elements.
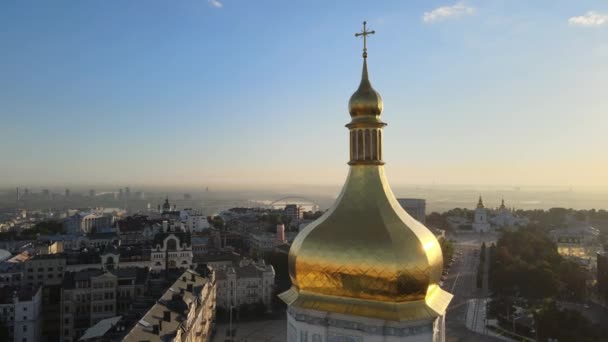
<box><xmin>280</xmin><ymin>36</ymin><xmax>452</xmax><ymax>321</ymax></box>
<box><xmin>348</xmin><ymin>59</ymin><xmax>383</xmax><ymax>119</ymax></box>
<box><xmin>281</xmin><ymin>166</ymin><xmax>448</xmax><ymax>321</ymax></box>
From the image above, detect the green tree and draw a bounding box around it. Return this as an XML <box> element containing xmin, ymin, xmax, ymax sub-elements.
<box><xmin>535</xmin><ymin>301</ymin><xmax>607</xmax><ymax>342</ymax></box>
<box><xmin>212</xmin><ymin>216</ymin><xmax>225</xmax><ymax>230</ymax></box>
<box><xmin>438</xmin><ymin>237</ymin><xmax>454</xmax><ymax>266</ymax></box>
<box><xmin>21</xmin><ymin>220</ymin><xmax>64</xmax><ymax>238</ymax></box>
<box><xmin>426</xmin><ymin>212</ymin><xmax>450</xmax><ymax>231</ymax></box>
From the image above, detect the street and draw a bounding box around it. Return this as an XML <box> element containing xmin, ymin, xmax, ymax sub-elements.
<box><xmin>444</xmin><ymin>232</ymin><xmax>504</xmax><ymax>342</ymax></box>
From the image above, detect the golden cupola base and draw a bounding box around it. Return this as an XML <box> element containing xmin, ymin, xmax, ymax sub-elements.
<box><xmin>279</xmin><ymin>21</ymin><xmax>453</xmax><ymax>323</ymax></box>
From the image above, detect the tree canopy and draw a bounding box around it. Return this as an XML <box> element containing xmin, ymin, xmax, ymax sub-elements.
<box><xmin>489</xmin><ymin>228</ymin><xmax>587</xmax><ymax>301</ymax></box>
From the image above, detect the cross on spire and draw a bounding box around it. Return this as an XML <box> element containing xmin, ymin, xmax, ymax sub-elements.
<box><xmin>355</xmin><ymin>21</ymin><xmax>375</xmax><ymax>59</ymax></box>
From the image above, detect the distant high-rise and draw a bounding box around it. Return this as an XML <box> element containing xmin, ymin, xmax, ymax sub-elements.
<box><xmin>284</xmin><ymin>204</ymin><xmax>302</xmax><ymax>225</ymax></box>
<box><xmin>398</xmin><ymin>198</ymin><xmax>427</xmax><ymax>223</ymax></box>
<box><xmin>64</xmin><ymin>188</ymin><xmax>70</xmax><ymax>198</ymax></box>
<box><xmin>89</xmin><ymin>189</ymin><xmax>95</xmax><ymax>197</ymax></box>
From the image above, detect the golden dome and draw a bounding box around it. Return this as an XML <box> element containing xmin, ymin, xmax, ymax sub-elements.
<box><xmin>279</xmin><ymin>27</ymin><xmax>453</xmax><ymax>320</ymax></box>
<box><xmin>280</xmin><ymin>166</ymin><xmax>451</xmax><ymax>321</ymax></box>
<box><xmin>348</xmin><ymin>59</ymin><xmax>383</xmax><ymax>119</ymax></box>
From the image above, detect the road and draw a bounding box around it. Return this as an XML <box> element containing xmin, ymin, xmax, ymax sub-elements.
<box><xmin>444</xmin><ymin>232</ymin><xmax>503</xmax><ymax>342</ymax></box>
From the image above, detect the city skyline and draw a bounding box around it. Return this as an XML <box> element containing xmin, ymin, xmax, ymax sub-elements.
<box><xmin>1</xmin><ymin>1</ymin><xmax>607</xmax><ymax>188</ymax></box>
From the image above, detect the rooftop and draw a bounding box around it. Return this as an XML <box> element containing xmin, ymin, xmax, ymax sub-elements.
<box><xmin>66</xmin><ymin>249</ymin><xmax>101</xmax><ymax>265</ymax></box>
<box><xmin>63</xmin><ymin>267</ymin><xmax>149</xmax><ymax>289</ymax></box>
<box><xmin>122</xmin><ymin>269</ymin><xmax>210</xmax><ymax>342</ymax></box>
<box><xmin>0</xmin><ymin>285</ymin><xmax>39</xmax><ymax>304</ymax></box>
<box><xmin>30</xmin><ymin>253</ymin><xmax>66</xmax><ymax>260</ymax></box>
<box><xmin>193</xmin><ymin>251</ymin><xmax>241</xmax><ymax>264</ymax></box>
<box><xmin>0</xmin><ymin>249</ymin><xmax>12</xmax><ymax>261</ymax></box>
<box><xmin>79</xmin><ymin>316</ymin><xmax>123</xmax><ymax>341</ymax></box>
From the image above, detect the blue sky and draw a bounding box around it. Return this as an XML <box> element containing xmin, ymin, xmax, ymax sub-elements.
<box><xmin>1</xmin><ymin>1</ymin><xmax>607</xmax><ymax>188</ymax></box>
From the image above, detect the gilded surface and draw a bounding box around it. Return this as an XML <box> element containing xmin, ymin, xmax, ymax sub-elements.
<box><xmin>348</xmin><ymin>59</ymin><xmax>383</xmax><ymax>119</ymax></box>
<box><xmin>280</xmin><ymin>166</ymin><xmax>453</xmax><ymax>321</ymax></box>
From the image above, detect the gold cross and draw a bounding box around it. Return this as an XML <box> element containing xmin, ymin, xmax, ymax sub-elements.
<box><xmin>355</xmin><ymin>21</ymin><xmax>375</xmax><ymax>58</ymax></box>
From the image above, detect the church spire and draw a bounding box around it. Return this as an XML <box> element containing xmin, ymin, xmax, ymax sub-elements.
<box><xmin>477</xmin><ymin>196</ymin><xmax>485</xmax><ymax>209</ymax></box>
<box><xmin>347</xmin><ymin>21</ymin><xmax>385</xmax><ymax>165</ymax></box>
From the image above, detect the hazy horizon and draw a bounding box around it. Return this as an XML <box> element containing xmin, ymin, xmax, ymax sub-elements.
<box><xmin>2</xmin><ymin>182</ymin><xmax>608</xmax><ymax>212</ymax></box>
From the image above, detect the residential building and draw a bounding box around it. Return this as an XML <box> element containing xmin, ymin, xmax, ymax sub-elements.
<box><xmin>64</xmin><ymin>214</ymin><xmax>83</xmax><ymax>235</ymax></box>
<box><xmin>248</xmin><ymin>231</ymin><xmax>278</xmax><ymax>252</ymax></box>
<box><xmin>60</xmin><ymin>268</ymin><xmax>148</xmax><ymax>342</ymax></box>
<box><xmin>0</xmin><ymin>286</ymin><xmax>42</xmax><ymax>342</ymax></box>
<box><xmin>0</xmin><ymin>252</ymin><xmax>29</xmax><ymax>287</ymax></box>
<box><xmin>183</xmin><ymin>212</ymin><xmax>210</xmax><ymax>232</ymax></box>
<box><xmin>191</xmin><ymin>235</ymin><xmax>211</xmax><ymax>259</ymax></box>
<box><xmin>215</xmin><ymin>259</ymin><xmax>275</xmax><ymax>311</ymax></box>
<box><xmin>194</xmin><ymin>250</ymin><xmax>241</xmax><ymax>270</ymax></box>
<box><xmin>122</xmin><ymin>268</ymin><xmax>216</xmax><ymax>342</ymax></box>
<box><xmin>550</xmin><ymin>225</ymin><xmax>602</xmax><ymax>268</ymax></box>
<box><xmin>82</xmin><ymin>214</ymin><xmax>113</xmax><ymax>234</ymax></box>
<box><xmin>23</xmin><ymin>253</ymin><xmax>66</xmax><ymax>287</ymax></box>
<box><xmin>284</xmin><ymin>204</ymin><xmax>302</xmax><ymax>225</ymax></box>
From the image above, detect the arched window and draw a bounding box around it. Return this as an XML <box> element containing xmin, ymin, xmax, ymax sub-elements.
<box><xmin>166</xmin><ymin>238</ymin><xmax>177</xmax><ymax>251</ymax></box>
<box><xmin>357</xmin><ymin>130</ymin><xmax>364</xmax><ymax>160</ymax></box>
<box><xmin>378</xmin><ymin>130</ymin><xmax>382</xmax><ymax>160</ymax></box>
<box><xmin>350</xmin><ymin>130</ymin><xmax>355</xmax><ymax>160</ymax></box>
<box><xmin>365</xmin><ymin>129</ymin><xmax>372</xmax><ymax>160</ymax></box>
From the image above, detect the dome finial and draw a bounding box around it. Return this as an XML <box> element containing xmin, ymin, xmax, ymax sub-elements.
<box><xmin>355</xmin><ymin>21</ymin><xmax>375</xmax><ymax>59</ymax></box>
<box><xmin>349</xmin><ymin>21</ymin><xmax>383</xmax><ymax>119</ymax></box>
